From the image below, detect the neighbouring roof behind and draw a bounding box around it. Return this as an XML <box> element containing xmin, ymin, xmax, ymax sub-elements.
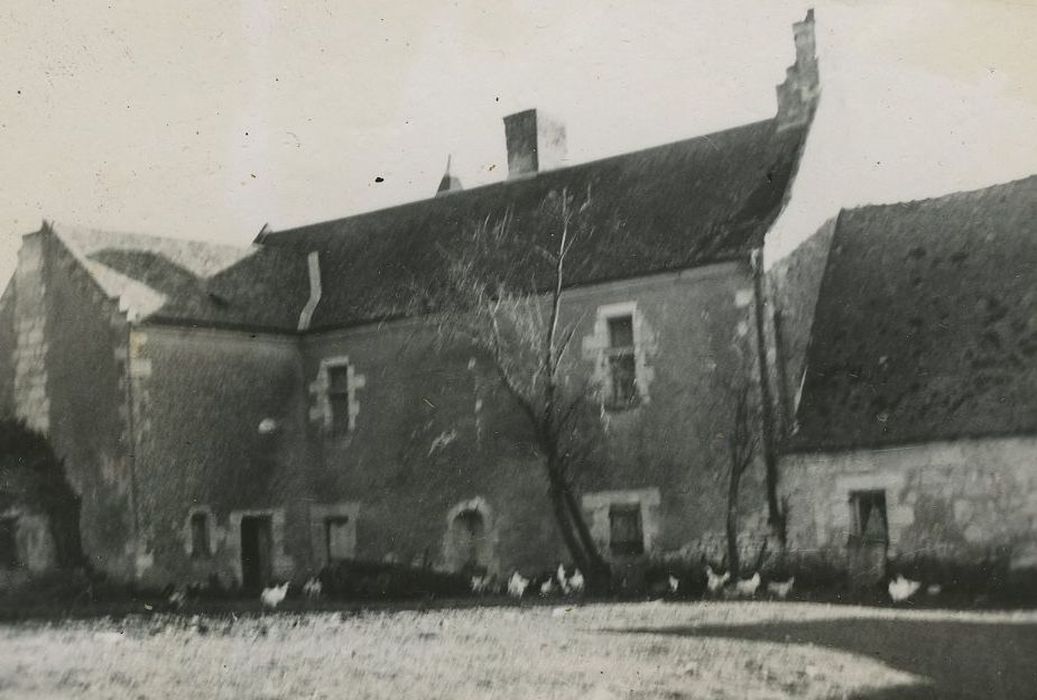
<box><xmin>259</xmin><ymin>118</ymin><xmax>809</xmax><ymax>330</ymax></box>
<box><xmin>49</xmin><ymin>223</ymin><xmax>310</xmax><ymax>330</ymax></box>
<box><xmin>790</xmin><ymin>175</ymin><xmax>1037</xmax><ymax>451</ymax></box>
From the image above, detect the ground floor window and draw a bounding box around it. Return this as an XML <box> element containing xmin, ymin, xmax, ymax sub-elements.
<box><xmin>190</xmin><ymin>511</ymin><xmax>212</xmax><ymax>558</ymax></box>
<box><xmin>0</xmin><ymin>517</ymin><xmax>18</xmax><ymax>568</ymax></box>
<box><xmin>850</xmin><ymin>490</ymin><xmax>888</xmax><ymax>544</ymax></box>
<box><xmin>608</xmin><ymin>504</ymin><xmax>645</xmax><ymax>556</ymax></box>
<box><xmin>325</xmin><ymin>516</ymin><xmax>354</xmax><ymax>562</ymax></box>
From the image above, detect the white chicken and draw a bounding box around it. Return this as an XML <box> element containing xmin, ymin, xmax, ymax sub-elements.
<box><xmin>302</xmin><ymin>577</ymin><xmax>323</xmax><ymax>600</ymax></box>
<box><xmin>567</xmin><ymin>569</ymin><xmax>585</xmax><ymax>595</ymax></box>
<box><xmin>167</xmin><ymin>587</ymin><xmax>187</xmax><ymax>611</ymax></box>
<box><xmin>539</xmin><ymin>577</ymin><xmax>555</xmax><ymax>597</ymax></box>
<box><xmin>260</xmin><ymin>582</ymin><xmax>290</xmax><ymax>609</ymax></box>
<box><xmin>507</xmin><ymin>571</ymin><xmax>530</xmax><ymax>598</ymax></box>
<box><xmin>888</xmin><ymin>574</ymin><xmax>921</xmax><ymax>603</ymax></box>
<box><xmin>735</xmin><ymin>572</ymin><xmax>761</xmax><ymax>597</ymax></box>
<box><xmin>668</xmin><ymin>575</ymin><xmax>680</xmax><ymax>595</ymax></box>
<box><xmin>766</xmin><ymin>576</ymin><xmax>795</xmax><ymax>600</ymax></box>
<box><xmin>556</xmin><ymin>564</ymin><xmax>570</xmax><ymax>594</ymax></box>
<box><xmin>705</xmin><ymin>565</ymin><xmax>730</xmax><ymax>594</ymax></box>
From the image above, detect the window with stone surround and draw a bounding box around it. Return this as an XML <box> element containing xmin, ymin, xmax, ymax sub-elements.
<box><xmin>606</xmin><ymin>315</ymin><xmax>638</xmax><ymax>408</ymax></box>
<box><xmin>325</xmin><ymin>516</ymin><xmax>354</xmax><ymax>562</ymax></box>
<box><xmin>582</xmin><ymin>302</ymin><xmax>654</xmax><ymax>411</ymax></box>
<box><xmin>849</xmin><ymin>490</ymin><xmax>888</xmax><ymax>544</ymax></box>
<box><xmin>327</xmin><ymin>365</ymin><xmax>352</xmax><ymax>436</ymax></box>
<box><xmin>608</xmin><ymin>504</ymin><xmax>644</xmax><ymax>556</ymax></box>
<box><xmin>310</xmin><ymin>503</ymin><xmax>360</xmax><ymax>566</ymax></box>
<box><xmin>185</xmin><ymin>507</ymin><xmax>216</xmax><ymax>558</ymax></box>
<box><xmin>0</xmin><ymin>517</ymin><xmax>18</xmax><ymax>568</ymax></box>
<box><xmin>582</xmin><ymin>488</ymin><xmax>659</xmax><ymax>558</ymax></box>
<box><xmin>190</xmin><ymin>512</ymin><xmax>212</xmax><ymax>558</ymax></box>
<box><xmin>312</xmin><ymin>357</ymin><xmax>366</xmax><ymax>437</ymax></box>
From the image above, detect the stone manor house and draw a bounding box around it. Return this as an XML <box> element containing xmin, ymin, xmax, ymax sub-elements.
<box><xmin>1</xmin><ymin>11</ymin><xmax>1035</xmax><ymax>589</ymax></box>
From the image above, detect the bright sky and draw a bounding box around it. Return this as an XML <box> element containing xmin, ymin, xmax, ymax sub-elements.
<box><xmin>1</xmin><ymin>0</ymin><xmax>1035</xmax><ymax>284</ymax></box>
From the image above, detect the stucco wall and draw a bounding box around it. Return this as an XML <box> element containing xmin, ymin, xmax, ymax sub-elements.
<box><xmin>42</xmin><ymin>232</ymin><xmax>137</xmax><ymax>578</ymax></box>
<box><xmin>781</xmin><ymin>436</ymin><xmax>1037</xmax><ymax>570</ymax></box>
<box><xmin>301</xmin><ymin>262</ymin><xmax>773</xmax><ymax>576</ymax></box>
<box><xmin>0</xmin><ymin>232</ymin><xmax>137</xmax><ymax>578</ymax></box>
<box><xmin>129</xmin><ymin>325</ymin><xmax>311</xmax><ymax>586</ymax></box>
<box><xmin>0</xmin><ymin>281</ymin><xmax>16</xmax><ymax>416</ymax></box>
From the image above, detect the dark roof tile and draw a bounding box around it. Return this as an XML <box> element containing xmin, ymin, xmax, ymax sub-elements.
<box><xmin>259</xmin><ymin>118</ymin><xmax>809</xmax><ymax>329</ymax></box>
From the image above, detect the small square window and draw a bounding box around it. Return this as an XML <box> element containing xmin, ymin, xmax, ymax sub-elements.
<box><xmin>326</xmin><ymin>517</ymin><xmax>354</xmax><ymax>562</ymax></box>
<box><xmin>850</xmin><ymin>490</ymin><xmax>888</xmax><ymax>544</ymax></box>
<box><xmin>190</xmin><ymin>512</ymin><xmax>211</xmax><ymax>558</ymax></box>
<box><xmin>0</xmin><ymin>518</ymin><xmax>18</xmax><ymax>568</ymax></box>
<box><xmin>608</xmin><ymin>316</ymin><xmax>634</xmax><ymax>350</ymax></box>
<box><xmin>609</xmin><ymin>504</ymin><xmax>644</xmax><ymax>556</ymax></box>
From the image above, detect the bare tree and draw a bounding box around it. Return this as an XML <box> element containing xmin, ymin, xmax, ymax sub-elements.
<box><xmin>0</xmin><ymin>419</ymin><xmax>85</xmax><ymax>570</ymax></box>
<box><xmin>421</xmin><ymin>187</ymin><xmax>611</xmax><ymax>589</ymax></box>
<box><xmin>723</xmin><ymin>382</ymin><xmax>760</xmax><ymax>579</ymax></box>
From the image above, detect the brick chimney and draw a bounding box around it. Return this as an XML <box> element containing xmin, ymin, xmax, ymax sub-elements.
<box><xmin>775</xmin><ymin>9</ymin><xmax>820</xmax><ymax>131</ymax></box>
<box><xmin>503</xmin><ymin>109</ymin><xmax>567</xmax><ymax>179</ymax></box>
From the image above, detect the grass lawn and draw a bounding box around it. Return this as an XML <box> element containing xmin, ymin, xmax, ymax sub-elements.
<box><xmin>0</xmin><ymin>601</ymin><xmax>1033</xmax><ymax>698</ymax></box>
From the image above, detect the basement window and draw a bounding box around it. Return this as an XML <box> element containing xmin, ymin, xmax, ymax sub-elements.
<box><xmin>608</xmin><ymin>504</ymin><xmax>644</xmax><ymax>556</ymax></box>
<box><xmin>849</xmin><ymin>490</ymin><xmax>888</xmax><ymax>544</ymax></box>
<box><xmin>325</xmin><ymin>516</ymin><xmax>355</xmax><ymax>562</ymax></box>
<box><xmin>190</xmin><ymin>511</ymin><xmax>212</xmax><ymax>558</ymax></box>
<box><xmin>606</xmin><ymin>315</ymin><xmax>638</xmax><ymax>408</ymax></box>
<box><xmin>0</xmin><ymin>517</ymin><xmax>18</xmax><ymax>568</ymax></box>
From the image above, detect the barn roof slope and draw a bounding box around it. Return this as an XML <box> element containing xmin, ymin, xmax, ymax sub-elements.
<box><xmin>789</xmin><ymin>175</ymin><xmax>1037</xmax><ymax>452</ymax></box>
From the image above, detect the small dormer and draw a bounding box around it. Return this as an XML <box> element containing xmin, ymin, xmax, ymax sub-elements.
<box><xmin>435</xmin><ymin>155</ymin><xmax>463</xmax><ymax>197</ymax></box>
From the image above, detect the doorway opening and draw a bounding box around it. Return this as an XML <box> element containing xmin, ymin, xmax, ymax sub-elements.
<box><xmin>240</xmin><ymin>515</ymin><xmax>273</xmax><ymax>590</ymax></box>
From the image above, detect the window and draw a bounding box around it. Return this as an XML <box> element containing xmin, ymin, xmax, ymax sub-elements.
<box><xmin>608</xmin><ymin>504</ymin><xmax>644</xmax><ymax>556</ymax></box>
<box><xmin>0</xmin><ymin>517</ymin><xmax>18</xmax><ymax>568</ymax></box>
<box><xmin>327</xmin><ymin>365</ymin><xmax>352</xmax><ymax>435</ymax></box>
<box><xmin>850</xmin><ymin>490</ymin><xmax>888</xmax><ymax>544</ymax></box>
<box><xmin>325</xmin><ymin>516</ymin><xmax>354</xmax><ymax>562</ymax></box>
<box><xmin>190</xmin><ymin>512</ymin><xmax>211</xmax><ymax>558</ymax></box>
<box><xmin>606</xmin><ymin>315</ymin><xmax>638</xmax><ymax>407</ymax></box>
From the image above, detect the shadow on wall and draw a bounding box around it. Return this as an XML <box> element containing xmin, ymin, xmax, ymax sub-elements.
<box><xmin>618</xmin><ymin>618</ymin><xmax>1037</xmax><ymax>699</ymax></box>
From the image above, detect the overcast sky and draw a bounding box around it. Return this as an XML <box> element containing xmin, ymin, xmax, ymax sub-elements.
<box><xmin>1</xmin><ymin>0</ymin><xmax>1036</xmax><ymax>284</ymax></box>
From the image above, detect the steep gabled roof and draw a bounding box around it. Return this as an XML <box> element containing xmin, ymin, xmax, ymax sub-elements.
<box><xmin>790</xmin><ymin>175</ymin><xmax>1037</xmax><ymax>452</ymax></box>
<box><xmin>48</xmin><ymin>222</ymin><xmax>309</xmax><ymax>331</ymax></box>
<box><xmin>259</xmin><ymin>117</ymin><xmax>810</xmax><ymax>330</ymax></box>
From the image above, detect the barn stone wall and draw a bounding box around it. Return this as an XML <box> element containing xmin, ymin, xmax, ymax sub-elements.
<box><xmin>781</xmin><ymin>436</ymin><xmax>1037</xmax><ymax>572</ymax></box>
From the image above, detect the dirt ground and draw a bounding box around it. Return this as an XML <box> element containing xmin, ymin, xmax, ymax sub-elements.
<box><xmin>0</xmin><ymin>601</ymin><xmax>1033</xmax><ymax>699</ymax></box>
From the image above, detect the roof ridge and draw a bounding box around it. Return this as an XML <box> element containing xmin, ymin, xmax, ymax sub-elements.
<box><xmin>47</xmin><ymin>219</ymin><xmax>252</xmax><ymax>253</ymax></box>
<box><xmin>260</xmin><ymin>117</ymin><xmax>780</xmax><ymax>241</ymax></box>
<box><xmin>838</xmin><ymin>173</ymin><xmax>1037</xmax><ymax>217</ymax></box>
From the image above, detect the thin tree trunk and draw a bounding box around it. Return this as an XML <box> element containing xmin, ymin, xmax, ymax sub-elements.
<box><xmin>559</xmin><ymin>484</ymin><xmax>609</xmax><ymax>579</ymax></box>
<box><xmin>726</xmin><ymin>463</ymin><xmax>742</xmax><ymax>579</ymax></box>
<box><xmin>751</xmin><ymin>249</ymin><xmax>786</xmax><ymax>546</ymax></box>
<box><xmin>548</xmin><ymin>479</ymin><xmax>590</xmax><ymax>572</ymax></box>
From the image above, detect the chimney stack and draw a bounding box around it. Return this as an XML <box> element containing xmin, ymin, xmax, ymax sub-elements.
<box><xmin>503</xmin><ymin>109</ymin><xmax>567</xmax><ymax>179</ymax></box>
<box><xmin>775</xmin><ymin>9</ymin><xmax>820</xmax><ymax>131</ymax></box>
